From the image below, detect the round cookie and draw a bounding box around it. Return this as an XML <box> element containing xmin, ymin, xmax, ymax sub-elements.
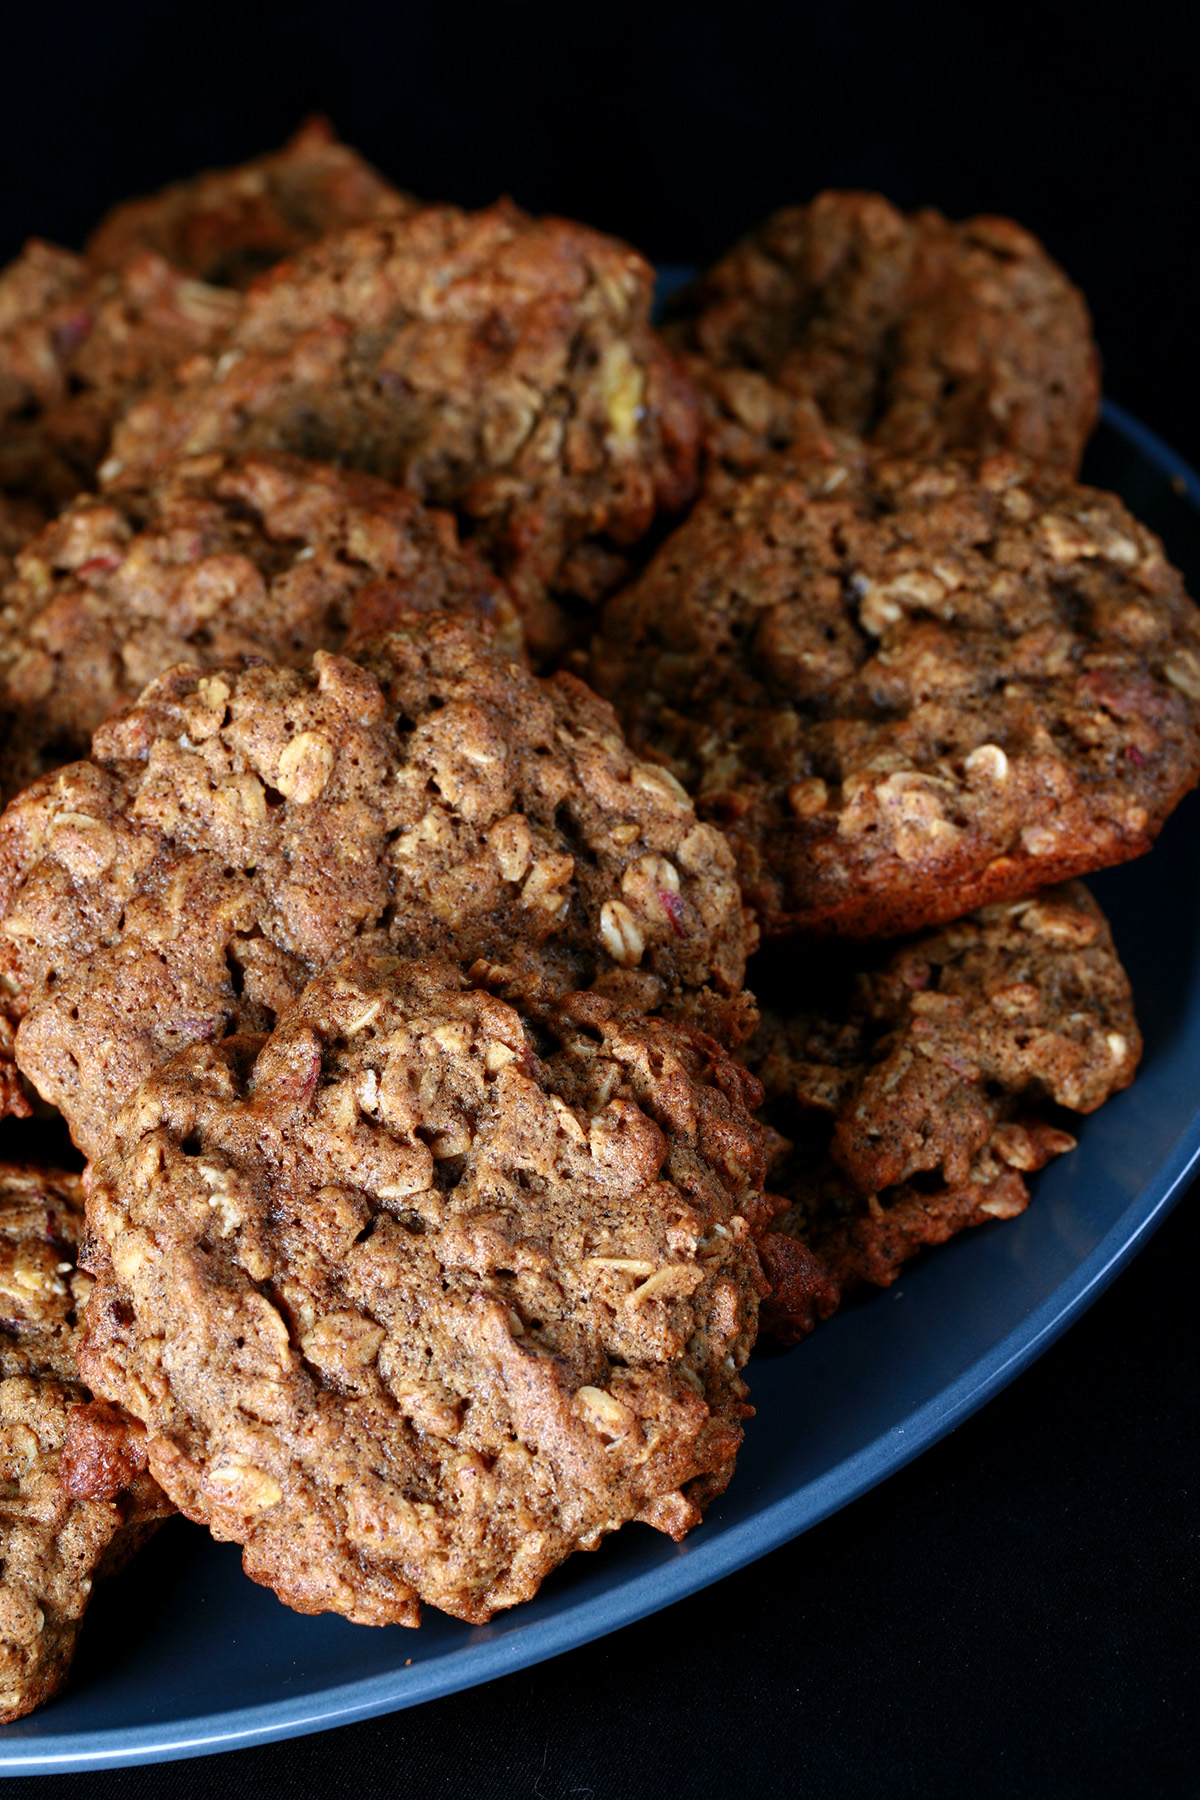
<box><xmin>101</xmin><ymin>200</ymin><xmax>701</xmax><ymax>657</ymax></box>
<box><xmin>80</xmin><ymin>952</ymin><xmax>768</xmax><ymax>1626</ymax></box>
<box><xmin>86</xmin><ymin>117</ymin><xmax>412</xmax><ymax>291</ymax></box>
<box><xmin>0</xmin><ymin>240</ymin><xmax>239</xmax><ymax>514</ymax></box>
<box><xmin>744</xmin><ymin>882</ymin><xmax>1141</xmax><ymax>1341</ymax></box>
<box><xmin>663</xmin><ymin>191</ymin><xmax>1099</xmax><ymax>478</ymax></box>
<box><xmin>0</xmin><ymin>1165</ymin><xmax>169</xmax><ymax>1722</ymax></box>
<box><xmin>0</xmin><ymin>613</ymin><xmax>751</xmax><ymax>1158</ymax></box>
<box><xmin>592</xmin><ymin>452</ymin><xmax>1200</xmax><ymax>938</ymax></box>
<box><xmin>0</xmin><ymin>450</ymin><xmax>519</xmax><ymax>803</ymax></box>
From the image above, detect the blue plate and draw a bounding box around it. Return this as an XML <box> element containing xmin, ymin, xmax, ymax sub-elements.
<box><xmin>1</xmin><ymin>399</ymin><xmax>1197</xmax><ymax>1774</ymax></box>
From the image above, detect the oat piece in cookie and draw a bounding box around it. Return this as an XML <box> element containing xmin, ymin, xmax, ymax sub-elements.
<box><xmin>102</xmin><ymin>200</ymin><xmax>701</xmax><ymax>656</ymax></box>
<box><xmin>86</xmin><ymin>117</ymin><xmax>412</xmax><ymax>291</ymax></box>
<box><xmin>0</xmin><ymin>450</ymin><xmax>519</xmax><ymax>802</ymax></box>
<box><xmin>0</xmin><ymin>239</ymin><xmax>238</xmax><ymax>512</ymax></box>
<box><xmin>0</xmin><ymin>1164</ymin><xmax>170</xmax><ymax>1722</ymax></box>
<box><xmin>664</xmin><ymin>191</ymin><xmax>1099</xmax><ymax>477</ymax></box>
<box><xmin>0</xmin><ymin>613</ymin><xmax>750</xmax><ymax>1157</ymax></box>
<box><xmin>745</xmin><ymin>882</ymin><xmax>1140</xmax><ymax>1342</ymax></box>
<box><xmin>81</xmin><ymin>952</ymin><xmax>767</xmax><ymax>1624</ymax></box>
<box><xmin>593</xmin><ymin>452</ymin><xmax>1200</xmax><ymax>939</ymax></box>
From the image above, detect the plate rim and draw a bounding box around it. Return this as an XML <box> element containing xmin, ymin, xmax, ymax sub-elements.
<box><xmin>2</xmin><ymin>396</ymin><xmax>1198</xmax><ymax>1773</ymax></box>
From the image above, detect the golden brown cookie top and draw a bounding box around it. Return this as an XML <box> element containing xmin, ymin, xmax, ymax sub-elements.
<box><xmin>593</xmin><ymin>452</ymin><xmax>1200</xmax><ymax>937</ymax></box>
<box><xmin>102</xmin><ymin>199</ymin><xmax>701</xmax><ymax>656</ymax></box>
<box><xmin>86</xmin><ymin>117</ymin><xmax>412</xmax><ymax>290</ymax></box>
<box><xmin>664</xmin><ymin>191</ymin><xmax>1099</xmax><ymax>478</ymax></box>
<box><xmin>81</xmin><ymin>951</ymin><xmax>767</xmax><ymax>1626</ymax></box>
<box><xmin>0</xmin><ymin>613</ymin><xmax>749</xmax><ymax>1158</ymax></box>
<box><xmin>0</xmin><ymin>449</ymin><xmax>519</xmax><ymax>802</ymax></box>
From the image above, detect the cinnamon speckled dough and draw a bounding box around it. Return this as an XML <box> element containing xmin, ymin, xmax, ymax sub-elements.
<box><xmin>592</xmin><ymin>452</ymin><xmax>1200</xmax><ymax>938</ymax></box>
<box><xmin>744</xmin><ymin>882</ymin><xmax>1141</xmax><ymax>1342</ymax></box>
<box><xmin>101</xmin><ymin>200</ymin><xmax>701</xmax><ymax>655</ymax></box>
<box><xmin>0</xmin><ymin>450</ymin><xmax>519</xmax><ymax>802</ymax></box>
<box><xmin>0</xmin><ymin>614</ymin><xmax>750</xmax><ymax>1158</ymax></box>
<box><xmin>663</xmin><ymin>192</ymin><xmax>1099</xmax><ymax>477</ymax></box>
<box><xmin>0</xmin><ymin>240</ymin><xmax>238</xmax><ymax>512</ymax></box>
<box><xmin>86</xmin><ymin>117</ymin><xmax>412</xmax><ymax>291</ymax></box>
<box><xmin>80</xmin><ymin>953</ymin><xmax>768</xmax><ymax>1625</ymax></box>
<box><xmin>0</xmin><ymin>1165</ymin><xmax>170</xmax><ymax>1722</ymax></box>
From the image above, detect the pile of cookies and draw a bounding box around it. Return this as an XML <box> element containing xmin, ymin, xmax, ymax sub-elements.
<box><xmin>0</xmin><ymin>123</ymin><xmax>1194</xmax><ymax>1720</ymax></box>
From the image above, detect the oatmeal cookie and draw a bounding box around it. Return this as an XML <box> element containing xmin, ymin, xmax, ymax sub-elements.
<box><xmin>744</xmin><ymin>882</ymin><xmax>1140</xmax><ymax>1341</ymax></box>
<box><xmin>0</xmin><ymin>1164</ymin><xmax>170</xmax><ymax>1721</ymax></box>
<box><xmin>0</xmin><ymin>450</ymin><xmax>519</xmax><ymax>802</ymax></box>
<box><xmin>102</xmin><ymin>200</ymin><xmax>701</xmax><ymax>656</ymax></box>
<box><xmin>592</xmin><ymin>452</ymin><xmax>1200</xmax><ymax>938</ymax></box>
<box><xmin>664</xmin><ymin>191</ymin><xmax>1099</xmax><ymax>477</ymax></box>
<box><xmin>0</xmin><ymin>613</ymin><xmax>750</xmax><ymax>1158</ymax></box>
<box><xmin>86</xmin><ymin>117</ymin><xmax>412</xmax><ymax>291</ymax></box>
<box><xmin>80</xmin><ymin>952</ymin><xmax>767</xmax><ymax>1625</ymax></box>
<box><xmin>0</xmin><ymin>239</ymin><xmax>238</xmax><ymax>512</ymax></box>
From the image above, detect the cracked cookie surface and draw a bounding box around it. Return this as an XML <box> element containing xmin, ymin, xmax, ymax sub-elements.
<box><xmin>80</xmin><ymin>953</ymin><xmax>768</xmax><ymax>1625</ymax></box>
<box><xmin>0</xmin><ymin>450</ymin><xmax>518</xmax><ymax>803</ymax></box>
<box><xmin>86</xmin><ymin>117</ymin><xmax>412</xmax><ymax>291</ymax></box>
<box><xmin>592</xmin><ymin>452</ymin><xmax>1200</xmax><ymax>937</ymax></box>
<box><xmin>101</xmin><ymin>200</ymin><xmax>700</xmax><ymax>657</ymax></box>
<box><xmin>743</xmin><ymin>882</ymin><xmax>1140</xmax><ymax>1341</ymax></box>
<box><xmin>0</xmin><ymin>614</ymin><xmax>750</xmax><ymax>1158</ymax></box>
<box><xmin>664</xmin><ymin>191</ymin><xmax>1099</xmax><ymax>478</ymax></box>
<box><xmin>0</xmin><ymin>1164</ymin><xmax>169</xmax><ymax>1721</ymax></box>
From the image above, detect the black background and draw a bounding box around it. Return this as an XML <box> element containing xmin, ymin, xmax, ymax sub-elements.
<box><xmin>2</xmin><ymin>2</ymin><xmax>1197</xmax><ymax>1793</ymax></box>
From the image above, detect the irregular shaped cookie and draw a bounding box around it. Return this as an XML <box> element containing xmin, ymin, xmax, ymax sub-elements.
<box><xmin>592</xmin><ymin>452</ymin><xmax>1200</xmax><ymax>938</ymax></box>
<box><xmin>86</xmin><ymin>117</ymin><xmax>412</xmax><ymax>290</ymax></box>
<box><xmin>0</xmin><ymin>450</ymin><xmax>519</xmax><ymax>802</ymax></box>
<box><xmin>0</xmin><ymin>613</ymin><xmax>750</xmax><ymax>1157</ymax></box>
<box><xmin>0</xmin><ymin>1164</ymin><xmax>170</xmax><ymax>1722</ymax></box>
<box><xmin>745</xmin><ymin>883</ymin><xmax>1140</xmax><ymax>1342</ymax></box>
<box><xmin>81</xmin><ymin>952</ymin><xmax>767</xmax><ymax>1625</ymax></box>
<box><xmin>102</xmin><ymin>201</ymin><xmax>701</xmax><ymax>656</ymax></box>
<box><xmin>0</xmin><ymin>239</ymin><xmax>238</xmax><ymax>512</ymax></box>
<box><xmin>664</xmin><ymin>191</ymin><xmax>1099</xmax><ymax>477</ymax></box>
